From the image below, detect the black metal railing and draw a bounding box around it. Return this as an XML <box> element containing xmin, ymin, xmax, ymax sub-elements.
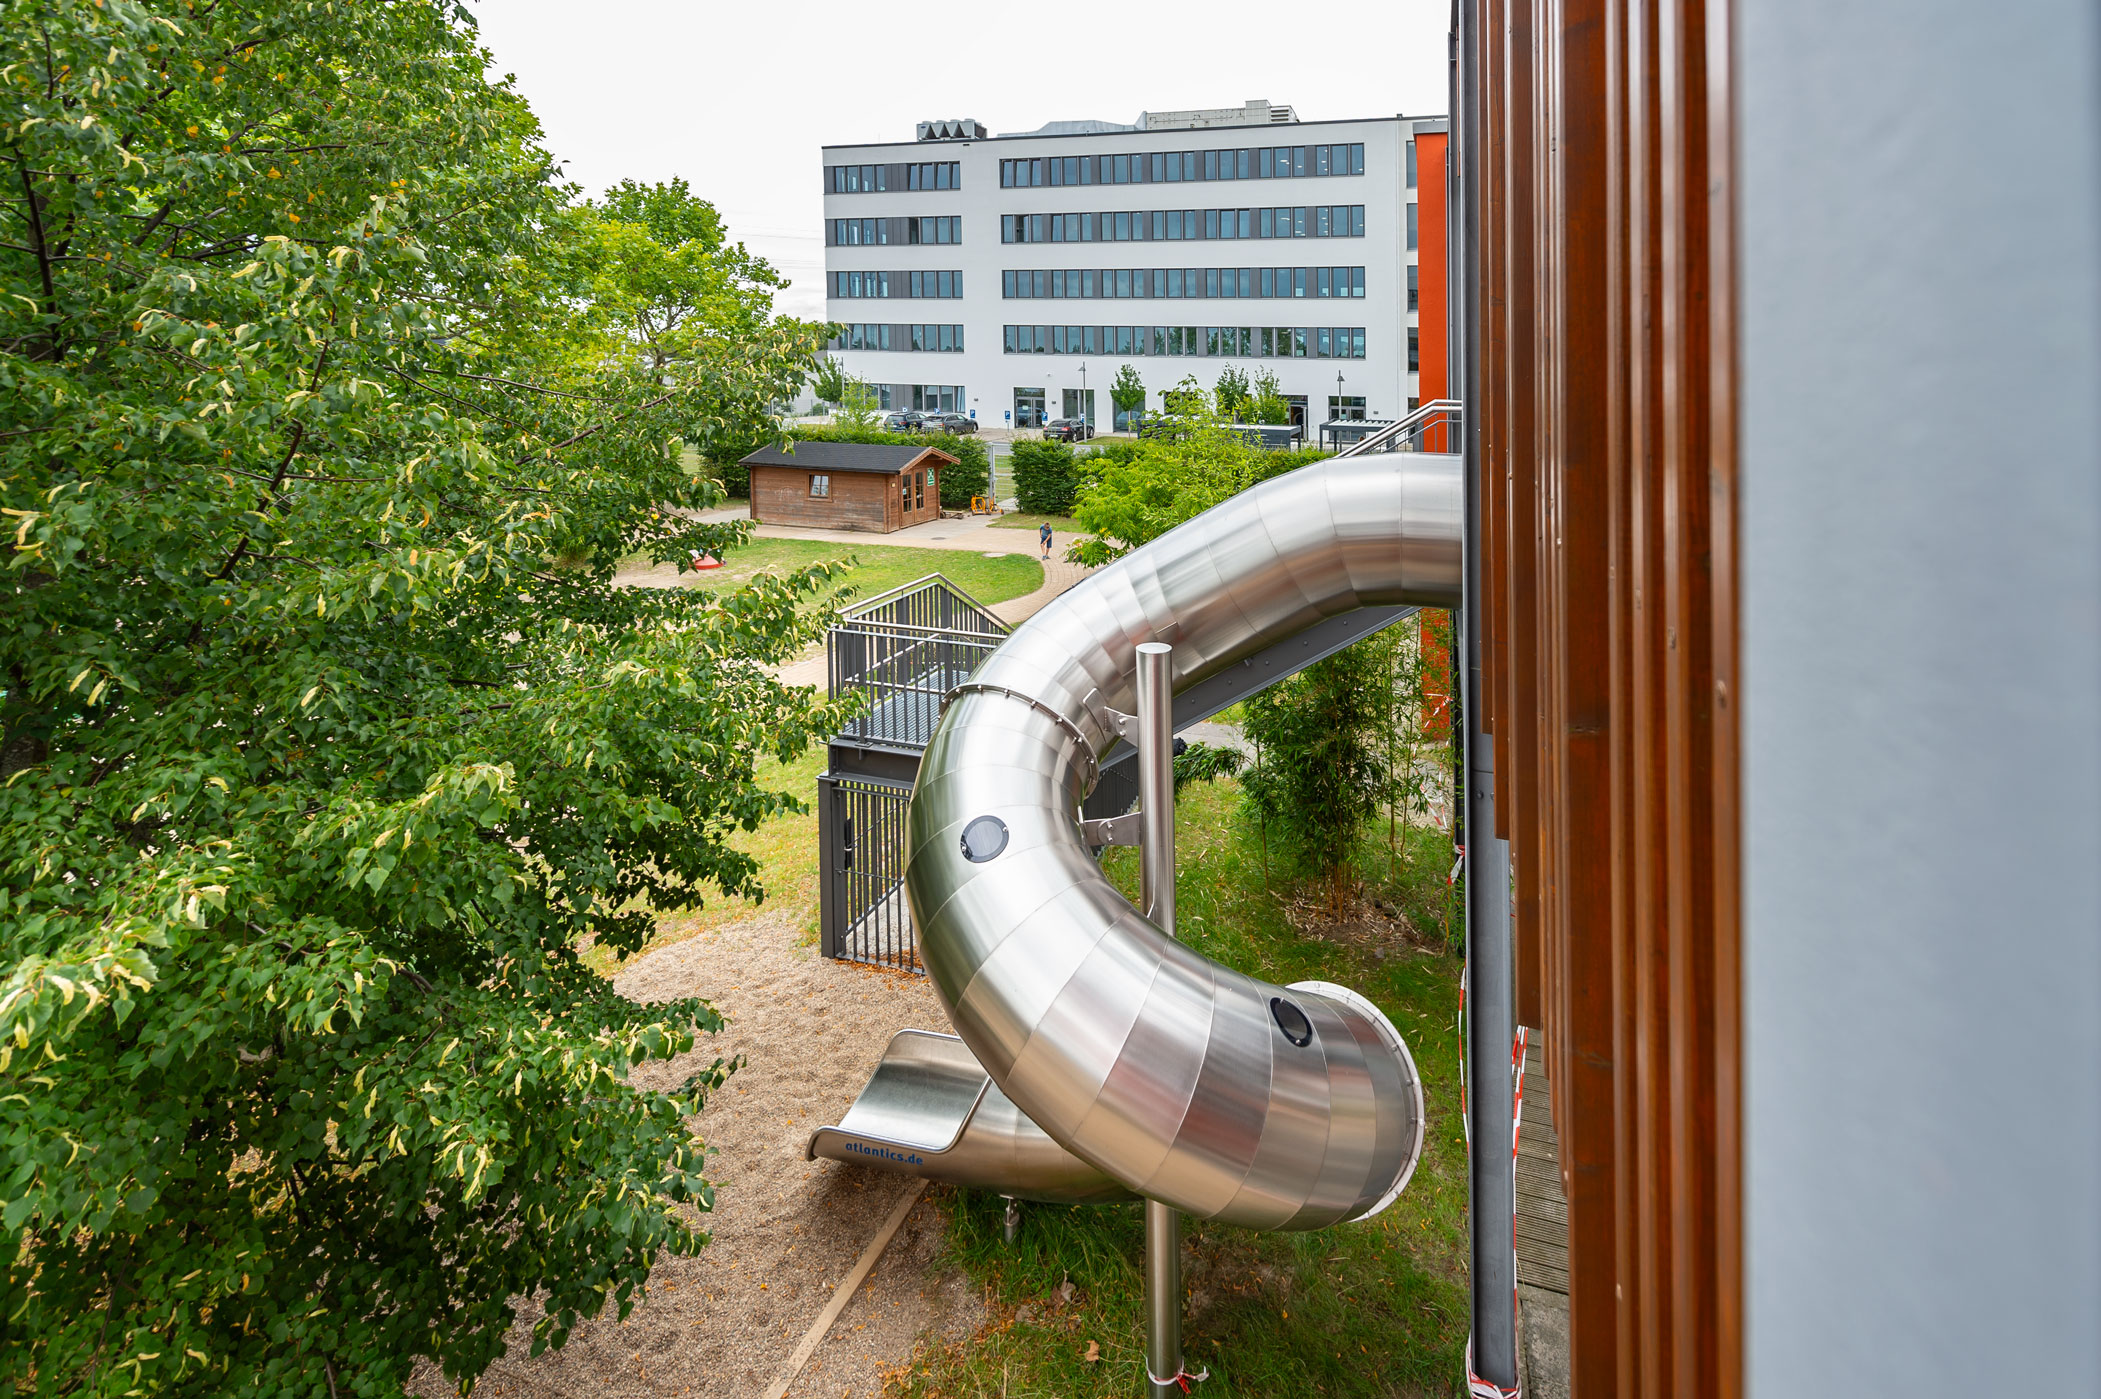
<box><xmin>830</xmin><ymin>621</ymin><xmax>1004</xmax><ymax>748</ymax></box>
<box><xmin>828</xmin><ymin>573</ymin><xmax>1007</xmax><ymax>748</ymax></box>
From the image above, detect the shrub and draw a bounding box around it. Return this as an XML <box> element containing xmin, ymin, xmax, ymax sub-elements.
<box><xmin>1011</xmin><ymin>439</ymin><xmax>1080</xmax><ymax>515</ymax></box>
<box><xmin>1243</xmin><ymin>633</ymin><xmax>1398</xmax><ymax>909</ymax></box>
<box><xmin>704</xmin><ymin>442</ymin><xmax>756</xmax><ymax>497</ymax></box>
<box><xmin>932</xmin><ymin>433</ymin><xmax>993</xmax><ymax>506</ymax></box>
<box><xmin>1260</xmin><ymin>445</ymin><xmax>1337</xmax><ymax>479</ymax></box>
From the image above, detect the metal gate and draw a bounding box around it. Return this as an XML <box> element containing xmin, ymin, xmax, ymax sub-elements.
<box><xmin>818</xmin><ymin>574</ymin><xmax>1009</xmax><ymax>971</ymax></box>
<box><xmin>818</xmin><ymin>775</ymin><xmax>917</xmax><ymax>969</ymax></box>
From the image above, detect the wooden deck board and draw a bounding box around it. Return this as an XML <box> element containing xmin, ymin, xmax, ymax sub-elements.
<box><xmin>1512</xmin><ymin>1027</ymin><xmax>1568</xmax><ymax>1296</ymax></box>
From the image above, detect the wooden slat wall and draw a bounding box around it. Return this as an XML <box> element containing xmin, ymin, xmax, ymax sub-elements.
<box><xmin>1462</xmin><ymin>0</ymin><xmax>1740</xmax><ymax>1393</ymax></box>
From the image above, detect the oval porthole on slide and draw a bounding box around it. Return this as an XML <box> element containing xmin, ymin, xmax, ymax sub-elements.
<box><xmin>1270</xmin><ymin>996</ymin><xmax>1314</xmax><ymax>1047</ymax></box>
<box><xmin>960</xmin><ymin>815</ymin><xmax>1010</xmax><ymax>863</ymax></box>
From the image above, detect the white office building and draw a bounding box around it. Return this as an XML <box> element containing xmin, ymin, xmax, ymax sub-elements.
<box><xmin>820</xmin><ymin>100</ymin><xmax>1444</xmax><ymax>435</ymax></box>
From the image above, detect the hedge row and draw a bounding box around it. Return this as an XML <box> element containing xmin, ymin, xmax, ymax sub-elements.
<box><xmin>1009</xmin><ymin>439</ymin><xmax>1079</xmax><ymax>515</ymax></box>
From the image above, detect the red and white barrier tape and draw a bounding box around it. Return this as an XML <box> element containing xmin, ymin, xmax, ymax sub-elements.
<box><xmin>1147</xmin><ymin>1363</ymin><xmax>1209</xmax><ymax>1393</ymax></box>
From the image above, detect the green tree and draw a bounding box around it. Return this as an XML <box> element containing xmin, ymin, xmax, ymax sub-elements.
<box><xmin>1110</xmin><ymin>363</ymin><xmax>1147</xmax><ymax>429</ymax></box>
<box><xmin>1214</xmin><ymin>363</ymin><xmax>1252</xmax><ymax>420</ymax></box>
<box><xmin>1160</xmin><ymin>380</ymin><xmax>1208</xmax><ymax>417</ymax></box>
<box><xmin>810</xmin><ymin>354</ymin><xmax>849</xmax><ymax>405</ymax></box>
<box><xmin>0</xmin><ymin>4</ymin><xmax>841</xmax><ymax>1394</ymax></box>
<box><xmin>582</xmin><ymin>178</ymin><xmax>784</xmax><ymax>371</ymax></box>
<box><xmin>1249</xmin><ymin>366</ymin><xmax>1291</xmax><ymax>425</ymax></box>
<box><xmin>1068</xmin><ymin>382</ymin><xmax>1270</xmax><ymax>565</ymax></box>
<box><xmin>835</xmin><ymin>378</ymin><xmax>883</xmax><ymax>431</ymax></box>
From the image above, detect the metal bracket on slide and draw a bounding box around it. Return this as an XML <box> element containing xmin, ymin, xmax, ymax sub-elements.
<box><xmin>1102</xmin><ymin>706</ymin><xmax>1139</xmax><ymax>742</ymax></box>
<box><xmin>1080</xmin><ymin>811</ymin><xmax>1142</xmax><ymax>847</ymax></box>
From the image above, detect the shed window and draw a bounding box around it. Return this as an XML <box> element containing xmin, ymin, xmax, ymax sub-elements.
<box><xmin>914</xmin><ymin>470</ymin><xmax>926</xmax><ymax>511</ymax></box>
<box><xmin>809</xmin><ymin>474</ymin><xmax>830</xmax><ymax>498</ymax></box>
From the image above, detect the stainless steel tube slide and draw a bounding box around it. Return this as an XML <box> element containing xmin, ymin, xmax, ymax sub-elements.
<box><xmin>806</xmin><ymin>1029</ymin><xmax>1136</xmax><ymax>1204</ymax></box>
<box><xmin>903</xmin><ymin>452</ymin><xmax>1461</xmax><ymax>1231</ymax></box>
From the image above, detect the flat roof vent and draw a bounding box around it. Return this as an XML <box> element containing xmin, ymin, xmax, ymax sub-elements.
<box><xmin>917</xmin><ymin>118</ymin><xmax>986</xmax><ymax>142</ymax></box>
<box><xmin>1140</xmin><ymin>99</ymin><xmax>1298</xmax><ymax>132</ymax></box>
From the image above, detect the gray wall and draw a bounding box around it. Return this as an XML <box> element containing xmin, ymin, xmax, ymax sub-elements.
<box><xmin>1741</xmin><ymin>4</ymin><xmax>2101</xmax><ymax>1395</ymax></box>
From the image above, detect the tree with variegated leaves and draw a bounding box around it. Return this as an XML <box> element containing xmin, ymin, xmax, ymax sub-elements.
<box><xmin>0</xmin><ymin>1</ymin><xmax>842</xmax><ymax>1393</ymax></box>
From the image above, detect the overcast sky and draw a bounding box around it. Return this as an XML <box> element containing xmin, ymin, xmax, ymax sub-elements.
<box><xmin>472</xmin><ymin>0</ymin><xmax>1452</xmax><ymax>322</ymax></box>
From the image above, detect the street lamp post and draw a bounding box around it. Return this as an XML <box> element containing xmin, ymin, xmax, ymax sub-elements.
<box><xmin>1079</xmin><ymin>361</ymin><xmax>1089</xmax><ymax>431</ymax></box>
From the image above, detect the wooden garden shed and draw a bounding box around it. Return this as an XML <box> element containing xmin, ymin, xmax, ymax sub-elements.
<box><xmin>742</xmin><ymin>442</ymin><xmax>954</xmax><ymax>533</ymax></box>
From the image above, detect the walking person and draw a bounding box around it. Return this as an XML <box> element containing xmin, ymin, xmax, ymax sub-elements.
<box><xmin>1039</xmin><ymin>520</ymin><xmax>1054</xmax><ymax>561</ymax></box>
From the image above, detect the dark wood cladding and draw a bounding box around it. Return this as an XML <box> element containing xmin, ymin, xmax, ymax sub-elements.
<box><xmin>1462</xmin><ymin>0</ymin><xmax>1739</xmax><ymax>1393</ymax></box>
<box><xmin>749</xmin><ymin>465</ymin><xmax>940</xmax><ymax>533</ymax></box>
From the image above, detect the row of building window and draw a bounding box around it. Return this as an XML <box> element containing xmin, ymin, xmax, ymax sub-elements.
<box><xmin>828</xmin><ymin>324</ymin><xmax>967</xmax><ymax>352</ymax></box>
<box><xmin>1001</xmin><ymin>324</ymin><xmax>1369</xmax><ymax>360</ymax></box>
<box><xmin>1001</xmin><ymin>206</ymin><xmax>1368</xmax><ymax>244</ymax></box>
<box><xmin>827</xmin><ymin>137</ymin><xmax>1426</xmax><ymax>198</ymax></box>
<box><xmin>910</xmin><ymin>385</ymin><xmax>964</xmax><ymax>412</ymax></box>
<box><xmin>829</xmin><ymin>270</ymin><xmax>965</xmax><ymax>299</ymax></box>
<box><xmin>828</xmin><ymin>215</ymin><xmax>965</xmax><ymax>247</ymax></box>
<box><xmin>828</xmin><ymin>161</ymin><xmax>959</xmax><ymax>193</ymax></box>
<box><xmin>999</xmin><ymin>144</ymin><xmax>1366</xmax><ymax>189</ymax></box>
<box><xmin>1003</xmin><ymin>266</ymin><xmax>1368</xmax><ymax>300</ymax></box>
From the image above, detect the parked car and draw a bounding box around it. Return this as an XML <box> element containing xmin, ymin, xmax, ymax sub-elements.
<box><xmin>927</xmin><ymin>412</ymin><xmax>978</xmax><ymax>435</ymax></box>
<box><xmin>1044</xmin><ymin>417</ymin><xmax>1095</xmax><ymax>442</ymax></box>
<box><xmin>881</xmin><ymin>411</ymin><xmax>914</xmax><ymax>431</ymax></box>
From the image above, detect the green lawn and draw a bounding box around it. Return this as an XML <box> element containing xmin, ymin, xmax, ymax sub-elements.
<box><xmin>682</xmin><ymin>536</ymin><xmax>1044</xmax><ymax>611</ymax></box>
<box><xmin>894</xmin><ymin>776</ymin><xmax>1472</xmax><ymax>1399</ymax></box>
<box><xmin>987</xmin><ymin>512</ymin><xmax>1084</xmax><ymax>537</ymax></box>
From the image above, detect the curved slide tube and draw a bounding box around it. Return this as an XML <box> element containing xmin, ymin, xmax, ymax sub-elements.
<box><xmin>899</xmin><ymin>453</ymin><xmax>1462</xmax><ymax>1231</ymax></box>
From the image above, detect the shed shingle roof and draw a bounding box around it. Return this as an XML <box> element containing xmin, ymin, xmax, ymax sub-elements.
<box><xmin>739</xmin><ymin>441</ymin><xmax>957</xmax><ymax>475</ymax></box>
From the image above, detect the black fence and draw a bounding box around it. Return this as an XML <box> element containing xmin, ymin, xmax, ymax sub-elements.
<box><xmin>818</xmin><ymin>575</ymin><xmax>1008</xmax><ymax>970</ymax></box>
<box><xmin>819</xmin><ymin>776</ymin><xmax>918</xmax><ymax>969</ymax></box>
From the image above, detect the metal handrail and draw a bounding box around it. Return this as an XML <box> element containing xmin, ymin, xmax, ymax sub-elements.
<box><xmin>827</xmin><ymin>575</ymin><xmax>1008</xmax><ymax>750</ymax></box>
<box><xmin>843</xmin><ymin>572</ymin><xmax>1009</xmax><ymax>633</ymax></box>
<box><xmin>1332</xmin><ymin>398</ymin><xmax>1463</xmax><ymax>458</ymax></box>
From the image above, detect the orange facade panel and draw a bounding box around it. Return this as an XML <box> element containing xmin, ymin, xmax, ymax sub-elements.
<box><xmin>1417</xmin><ymin>131</ymin><xmax>1452</xmax><ymax>451</ymax></box>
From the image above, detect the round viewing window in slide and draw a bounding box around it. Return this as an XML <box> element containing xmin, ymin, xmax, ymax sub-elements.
<box><xmin>1270</xmin><ymin>996</ymin><xmax>1315</xmax><ymax>1047</ymax></box>
<box><xmin>960</xmin><ymin>815</ymin><xmax>1010</xmax><ymax>863</ymax></box>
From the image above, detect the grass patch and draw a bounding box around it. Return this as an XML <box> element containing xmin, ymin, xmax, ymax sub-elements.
<box><xmin>581</xmin><ymin>745</ymin><xmax>828</xmax><ymax>976</ymax></box>
<box><xmin>987</xmin><ymin>512</ymin><xmax>1084</xmax><ymax>537</ymax></box>
<box><xmin>691</xmin><ymin>536</ymin><xmax>1043</xmax><ymax>611</ymax></box>
<box><xmin>893</xmin><ymin>776</ymin><xmax>1470</xmax><ymax>1399</ymax></box>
